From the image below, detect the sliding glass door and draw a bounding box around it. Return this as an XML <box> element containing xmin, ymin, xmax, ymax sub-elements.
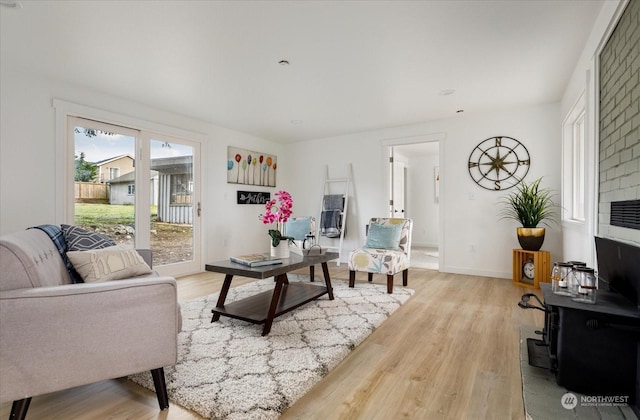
<box><xmin>68</xmin><ymin>116</ymin><xmax>201</xmax><ymax>276</ymax></box>
<box><xmin>148</xmin><ymin>136</ymin><xmax>200</xmax><ymax>274</ymax></box>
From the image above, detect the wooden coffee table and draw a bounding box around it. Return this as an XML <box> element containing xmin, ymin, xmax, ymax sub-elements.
<box><xmin>205</xmin><ymin>252</ymin><xmax>338</xmax><ymax>335</ymax></box>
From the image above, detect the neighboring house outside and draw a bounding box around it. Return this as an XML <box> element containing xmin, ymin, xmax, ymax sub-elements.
<box><xmin>94</xmin><ymin>154</ymin><xmax>134</xmax><ymax>183</ymax></box>
<box><xmin>152</xmin><ymin>156</ymin><xmax>194</xmax><ymax>225</ymax></box>
<box><xmin>107</xmin><ymin>155</ymin><xmax>193</xmax><ymax>224</ymax></box>
<box><xmin>107</xmin><ymin>170</ymin><xmax>159</xmax><ymax>206</ymax></box>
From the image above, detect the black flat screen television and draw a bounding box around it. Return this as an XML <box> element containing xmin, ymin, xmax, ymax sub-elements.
<box><xmin>595</xmin><ymin>236</ymin><xmax>640</xmax><ymax>309</ymax></box>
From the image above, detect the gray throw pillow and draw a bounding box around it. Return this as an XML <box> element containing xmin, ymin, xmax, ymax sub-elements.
<box><xmin>62</xmin><ymin>224</ymin><xmax>116</xmax><ymax>251</ymax></box>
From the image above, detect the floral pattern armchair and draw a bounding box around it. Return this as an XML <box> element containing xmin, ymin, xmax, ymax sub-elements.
<box><xmin>348</xmin><ymin>218</ymin><xmax>413</xmax><ymax>294</ymax></box>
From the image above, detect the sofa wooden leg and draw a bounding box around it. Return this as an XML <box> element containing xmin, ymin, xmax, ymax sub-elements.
<box><xmin>151</xmin><ymin>367</ymin><xmax>169</xmax><ymax>410</ymax></box>
<box><xmin>367</xmin><ymin>273</ymin><xmax>373</xmax><ymax>282</ymax></box>
<box><xmin>349</xmin><ymin>270</ymin><xmax>356</xmax><ymax>288</ymax></box>
<box><xmin>387</xmin><ymin>275</ymin><xmax>393</xmax><ymax>294</ymax></box>
<box><xmin>10</xmin><ymin>397</ymin><xmax>31</xmax><ymax>420</ymax></box>
<box><xmin>309</xmin><ymin>265</ymin><xmax>315</xmax><ymax>282</ymax></box>
<box><xmin>402</xmin><ymin>269</ymin><xmax>408</xmax><ymax>286</ymax></box>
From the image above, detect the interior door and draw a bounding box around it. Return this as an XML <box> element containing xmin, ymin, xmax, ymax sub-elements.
<box><xmin>390</xmin><ymin>149</ymin><xmax>406</xmax><ymax>218</ymax></box>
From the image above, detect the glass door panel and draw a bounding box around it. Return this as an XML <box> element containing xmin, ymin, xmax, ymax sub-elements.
<box><xmin>150</xmin><ymin>138</ymin><xmax>198</xmax><ymax>271</ymax></box>
<box><xmin>71</xmin><ymin>118</ymin><xmax>137</xmax><ymax>247</ymax></box>
<box><xmin>69</xmin><ymin>116</ymin><xmax>201</xmax><ymax>276</ymax></box>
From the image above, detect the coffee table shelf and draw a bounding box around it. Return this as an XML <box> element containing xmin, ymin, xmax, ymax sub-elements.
<box><xmin>212</xmin><ymin>283</ymin><xmax>329</xmax><ymax>324</ymax></box>
<box><xmin>206</xmin><ymin>252</ymin><xmax>338</xmax><ymax>335</ymax></box>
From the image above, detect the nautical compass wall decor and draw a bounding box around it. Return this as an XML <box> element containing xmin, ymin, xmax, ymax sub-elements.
<box><xmin>468</xmin><ymin>136</ymin><xmax>530</xmax><ymax>190</ymax></box>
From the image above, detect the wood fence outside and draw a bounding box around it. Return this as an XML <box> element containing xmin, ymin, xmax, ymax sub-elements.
<box><xmin>75</xmin><ymin>182</ymin><xmax>109</xmax><ymax>203</ymax></box>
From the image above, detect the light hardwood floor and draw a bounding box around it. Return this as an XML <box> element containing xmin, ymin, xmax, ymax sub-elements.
<box><xmin>0</xmin><ymin>266</ymin><xmax>544</xmax><ymax>420</ymax></box>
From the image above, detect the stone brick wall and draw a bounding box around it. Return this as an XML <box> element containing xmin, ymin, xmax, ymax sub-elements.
<box><xmin>599</xmin><ymin>0</ymin><xmax>640</xmax><ymax>244</ymax></box>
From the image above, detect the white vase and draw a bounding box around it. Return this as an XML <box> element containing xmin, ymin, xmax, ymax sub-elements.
<box><xmin>270</xmin><ymin>241</ymin><xmax>290</xmax><ymax>259</ymax></box>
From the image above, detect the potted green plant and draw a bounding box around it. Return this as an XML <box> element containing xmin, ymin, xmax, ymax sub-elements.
<box><xmin>499</xmin><ymin>177</ymin><xmax>557</xmax><ymax>251</ymax></box>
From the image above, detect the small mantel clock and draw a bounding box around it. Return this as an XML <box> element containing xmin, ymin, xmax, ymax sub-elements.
<box><xmin>513</xmin><ymin>249</ymin><xmax>551</xmax><ymax>289</ymax></box>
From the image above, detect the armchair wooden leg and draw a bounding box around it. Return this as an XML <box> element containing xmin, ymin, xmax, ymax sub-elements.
<box><xmin>367</xmin><ymin>273</ymin><xmax>373</xmax><ymax>282</ymax></box>
<box><xmin>151</xmin><ymin>367</ymin><xmax>170</xmax><ymax>410</ymax></box>
<box><xmin>402</xmin><ymin>269</ymin><xmax>408</xmax><ymax>286</ymax></box>
<box><xmin>10</xmin><ymin>398</ymin><xmax>31</xmax><ymax>420</ymax></box>
<box><xmin>349</xmin><ymin>270</ymin><xmax>356</xmax><ymax>288</ymax></box>
<box><xmin>386</xmin><ymin>275</ymin><xmax>394</xmax><ymax>294</ymax></box>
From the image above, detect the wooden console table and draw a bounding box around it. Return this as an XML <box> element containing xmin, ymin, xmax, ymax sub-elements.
<box><xmin>205</xmin><ymin>252</ymin><xmax>338</xmax><ymax>336</ymax></box>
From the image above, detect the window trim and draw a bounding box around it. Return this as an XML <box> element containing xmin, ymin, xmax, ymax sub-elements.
<box><xmin>562</xmin><ymin>91</ymin><xmax>587</xmax><ymax>224</ymax></box>
<box><xmin>54</xmin><ymin>99</ymin><xmax>204</xmax><ymax>277</ymax></box>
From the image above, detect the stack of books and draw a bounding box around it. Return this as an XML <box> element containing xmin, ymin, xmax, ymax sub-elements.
<box><xmin>229</xmin><ymin>253</ymin><xmax>282</xmax><ymax>267</ymax></box>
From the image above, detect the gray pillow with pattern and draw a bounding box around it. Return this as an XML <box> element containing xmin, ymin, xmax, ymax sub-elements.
<box><xmin>62</xmin><ymin>224</ymin><xmax>116</xmax><ymax>251</ymax></box>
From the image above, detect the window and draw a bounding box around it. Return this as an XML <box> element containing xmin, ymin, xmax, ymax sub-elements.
<box><xmin>170</xmin><ymin>174</ymin><xmax>192</xmax><ymax>205</ymax></box>
<box><xmin>58</xmin><ymin>105</ymin><xmax>202</xmax><ymax>278</ymax></box>
<box><xmin>571</xmin><ymin>112</ymin><xmax>586</xmax><ymax>220</ymax></box>
<box><xmin>562</xmin><ymin>93</ymin><xmax>586</xmax><ymax>222</ymax></box>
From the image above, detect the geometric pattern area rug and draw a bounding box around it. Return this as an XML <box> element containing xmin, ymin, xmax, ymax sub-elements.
<box><xmin>519</xmin><ymin>325</ymin><xmax>638</xmax><ymax>420</ymax></box>
<box><xmin>129</xmin><ymin>275</ymin><xmax>414</xmax><ymax>419</ymax></box>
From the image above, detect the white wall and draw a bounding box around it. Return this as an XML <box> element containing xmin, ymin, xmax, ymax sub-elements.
<box><xmin>287</xmin><ymin>103</ymin><xmax>562</xmax><ymax>279</ymax></box>
<box><xmin>0</xmin><ymin>67</ymin><xmax>564</xmax><ymax>279</ymax></box>
<box><xmin>0</xmin><ymin>69</ymin><xmax>291</xmax><ymax>264</ymax></box>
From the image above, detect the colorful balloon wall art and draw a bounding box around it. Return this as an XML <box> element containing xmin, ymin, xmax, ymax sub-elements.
<box><xmin>227</xmin><ymin>146</ymin><xmax>278</xmax><ymax>186</ymax></box>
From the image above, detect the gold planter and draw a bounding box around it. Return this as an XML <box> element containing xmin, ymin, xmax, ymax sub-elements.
<box><xmin>517</xmin><ymin>227</ymin><xmax>546</xmax><ymax>251</ymax></box>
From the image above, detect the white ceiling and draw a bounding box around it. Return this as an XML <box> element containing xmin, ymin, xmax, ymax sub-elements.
<box><xmin>0</xmin><ymin>0</ymin><xmax>604</xmax><ymax>143</ymax></box>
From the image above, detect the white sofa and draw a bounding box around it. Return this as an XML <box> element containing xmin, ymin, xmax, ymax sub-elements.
<box><xmin>0</xmin><ymin>228</ymin><xmax>181</xmax><ymax>419</ymax></box>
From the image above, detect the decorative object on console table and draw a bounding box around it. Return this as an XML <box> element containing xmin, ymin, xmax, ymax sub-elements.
<box><xmin>260</xmin><ymin>190</ymin><xmax>294</xmax><ymax>258</ymax></box>
<box><xmin>500</xmin><ymin>177</ymin><xmax>558</xmax><ymax>251</ymax></box>
<box><xmin>513</xmin><ymin>249</ymin><xmax>551</xmax><ymax>289</ymax></box>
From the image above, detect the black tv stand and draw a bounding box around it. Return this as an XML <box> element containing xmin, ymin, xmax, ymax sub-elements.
<box><xmin>540</xmin><ymin>283</ymin><xmax>639</xmax><ymax>408</ymax></box>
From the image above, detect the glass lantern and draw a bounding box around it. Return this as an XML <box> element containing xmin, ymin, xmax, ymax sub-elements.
<box><xmin>551</xmin><ymin>262</ymin><xmax>575</xmax><ymax>296</ymax></box>
<box><xmin>567</xmin><ymin>261</ymin><xmax>587</xmax><ymax>296</ymax></box>
<box><xmin>572</xmin><ymin>267</ymin><xmax>597</xmax><ymax>304</ymax></box>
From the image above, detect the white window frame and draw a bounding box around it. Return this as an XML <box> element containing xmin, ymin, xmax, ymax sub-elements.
<box><xmin>54</xmin><ymin>99</ymin><xmax>204</xmax><ymax>277</ymax></box>
<box><xmin>562</xmin><ymin>92</ymin><xmax>587</xmax><ymax>224</ymax></box>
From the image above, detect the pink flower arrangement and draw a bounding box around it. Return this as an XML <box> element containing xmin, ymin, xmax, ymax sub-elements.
<box><xmin>261</xmin><ymin>190</ymin><xmax>294</xmax><ymax>246</ymax></box>
<box><xmin>261</xmin><ymin>190</ymin><xmax>293</xmax><ymax>225</ymax></box>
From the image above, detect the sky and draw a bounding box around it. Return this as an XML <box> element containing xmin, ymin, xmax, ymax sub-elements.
<box><xmin>74</xmin><ymin>129</ymin><xmax>192</xmax><ymax>163</ymax></box>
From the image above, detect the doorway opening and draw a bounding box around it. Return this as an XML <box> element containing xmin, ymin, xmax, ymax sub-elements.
<box><xmin>389</xmin><ymin>140</ymin><xmax>441</xmax><ymax>271</ymax></box>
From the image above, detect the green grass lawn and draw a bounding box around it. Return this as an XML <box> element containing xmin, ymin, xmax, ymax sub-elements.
<box><xmin>74</xmin><ymin>203</ymin><xmax>191</xmax><ymax>265</ymax></box>
<box><xmin>74</xmin><ymin>203</ymin><xmax>158</xmax><ymax>226</ymax></box>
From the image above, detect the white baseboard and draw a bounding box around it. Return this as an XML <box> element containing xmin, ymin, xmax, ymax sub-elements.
<box><xmin>440</xmin><ymin>265</ymin><xmax>511</xmax><ymax>280</ymax></box>
<box><xmin>411</xmin><ymin>242</ymin><xmax>439</xmax><ymax>248</ymax></box>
